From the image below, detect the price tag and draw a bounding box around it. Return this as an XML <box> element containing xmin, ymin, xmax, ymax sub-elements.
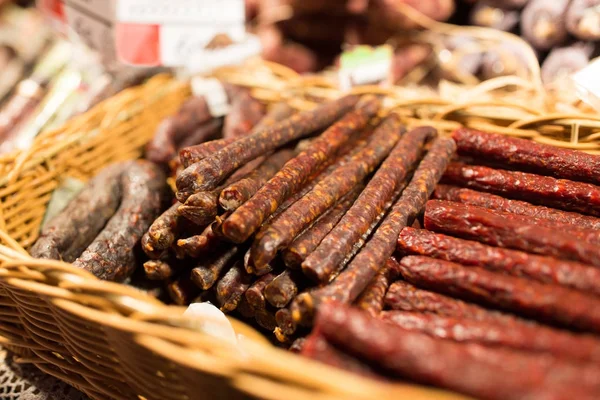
<box><xmin>339</xmin><ymin>45</ymin><xmax>393</xmax><ymax>91</ymax></box>
<box><xmin>191</xmin><ymin>77</ymin><xmax>230</xmax><ymax>117</ymax></box>
<box><xmin>116</xmin><ymin>0</ymin><xmax>244</xmax><ymax>25</ymax></box>
<box><xmin>572</xmin><ymin>58</ymin><xmax>600</xmax><ymax>113</ymax></box>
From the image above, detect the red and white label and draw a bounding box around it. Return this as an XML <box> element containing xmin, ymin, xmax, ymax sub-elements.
<box><xmin>38</xmin><ymin>0</ymin><xmax>254</xmax><ymax>70</ymax></box>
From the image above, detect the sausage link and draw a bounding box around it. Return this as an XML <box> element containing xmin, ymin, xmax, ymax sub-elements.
<box><xmin>282</xmin><ymin>186</ymin><xmax>361</xmax><ymax>268</ymax></box>
<box><xmin>385</xmin><ymin>280</ymin><xmax>527</xmax><ymax>325</ymax></box>
<box><xmin>442</xmin><ymin>162</ymin><xmax>600</xmax><ymax>217</ymax></box>
<box><xmin>398</xmin><ymin>256</ymin><xmax>600</xmax><ymax>333</ymax></box>
<box><xmin>73</xmin><ymin>161</ymin><xmax>165</xmax><ymax>281</ymax></box>
<box><xmin>180</xmin><ymin>137</ymin><xmax>237</xmax><ymax>169</ymax></box>
<box><xmin>223</xmin><ymin>90</ymin><xmax>265</xmax><ymax>139</ymax></box>
<box><xmin>219</xmin><ymin>148</ymin><xmax>296</xmax><ymax>211</ymax></box>
<box><xmin>434</xmin><ymin>184</ymin><xmax>600</xmax><ymax>230</ymax></box>
<box><xmin>143</xmin><ymin>259</ymin><xmax>178</xmax><ymax>281</ymax></box>
<box><xmin>424</xmin><ymin>200</ymin><xmax>600</xmax><ymax>267</ymax></box>
<box><xmin>31</xmin><ymin>162</ymin><xmax>127</xmax><ymax>262</ymax></box>
<box><xmin>264</xmin><ymin>269</ymin><xmax>304</xmax><ymax>308</ymax></box>
<box><xmin>317</xmin><ymin>302</ymin><xmax>600</xmax><ymax>400</ymax></box>
<box><xmin>292</xmin><ymin>136</ymin><xmax>456</xmax><ymax>326</ymax></box>
<box><xmin>355</xmin><ymin>257</ymin><xmax>399</xmax><ymax>316</ymax></box>
<box><xmin>398</xmin><ymin>227</ymin><xmax>600</xmax><ymax>296</ymax></box>
<box><xmin>167</xmin><ymin>273</ymin><xmax>200</xmax><ymax>306</ymax></box>
<box><xmin>220</xmin><ymin>96</ymin><xmax>380</xmax><ymax>243</ymax></box>
<box><xmin>142</xmin><ymin>202</ymin><xmax>184</xmax><ymax>259</ymax></box>
<box><xmin>302</xmin><ymin>126</ymin><xmax>434</xmax><ymax>284</ymax></box>
<box><xmin>245</xmin><ymin>273</ymin><xmax>275</xmax><ymax>311</ymax></box>
<box><xmin>381</xmin><ymin>311</ymin><xmax>600</xmax><ymax>363</ymax></box>
<box><xmin>190</xmin><ymin>245</ymin><xmax>242</xmax><ymax>290</ymax></box>
<box><xmin>176</xmin><ymin>94</ymin><xmax>361</xmax><ymax>198</ymax></box>
<box><xmin>250</xmin><ymin>113</ymin><xmax>400</xmax><ymax>271</ymax></box>
<box><xmin>216</xmin><ymin>261</ymin><xmax>254</xmax><ymax>312</ymax></box>
<box><xmin>176</xmin><ymin>222</ymin><xmax>219</xmax><ymax>258</ymax></box>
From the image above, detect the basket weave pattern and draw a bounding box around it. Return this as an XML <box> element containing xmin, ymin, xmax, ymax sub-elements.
<box><xmin>0</xmin><ymin>64</ymin><xmax>598</xmax><ymax>399</ymax></box>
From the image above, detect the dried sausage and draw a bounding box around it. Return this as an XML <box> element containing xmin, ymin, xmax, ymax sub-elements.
<box><xmin>398</xmin><ymin>256</ymin><xmax>600</xmax><ymax>333</ymax></box>
<box><xmin>355</xmin><ymin>257</ymin><xmax>399</xmax><ymax>317</ymax></box>
<box><xmin>190</xmin><ymin>245</ymin><xmax>242</xmax><ymax>290</ymax></box>
<box><xmin>452</xmin><ymin>128</ymin><xmax>600</xmax><ymax>185</ymax></box>
<box><xmin>219</xmin><ymin>148</ymin><xmax>296</xmax><ymax>211</ymax></box>
<box><xmin>176</xmin><ymin>222</ymin><xmax>219</xmax><ymax>258</ymax></box>
<box><xmin>434</xmin><ymin>184</ymin><xmax>600</xmax><ymax>230</ymax></box>
<box><xmin>251</xmin><ymin>113</ymin><xmax>400</xmax><ymax>271</ymax></box>
<box><xmin>216</xmin><ymin>261</ymin><xmax>254</xmax><ymax>312</ymax></box>
<box><xmin>222</xmin><ymin>90</ymin><xmax>265</xmax><ymax>139</ymax></box>
<box><xmin>265</xmin><ymin>269</ymin><xmax>304</xmax><ymax>308</ymax></box>
<box><xmin>245</xmin><ymin>273</ymin><xmax>275</xmax><ymax>311</ymax></box>
<box><xmin>255</xmin><ymin>308</ymin><xmax>277</xmax><ymax>331</ymax></box>
<box><xmin>381</xmin><ymin>311</ymin><xmax>600</xmax><ymax>363</ymax></box>
<box><xmin>443</xmin><ymin>162</ymin><xmax>600</xmax><ymax>217</ymax></box>
<box><xmin>292</xmin><ymin>137</ymin><xmax>456</xmax><ymax>326</ymax></box>
<box><xmin>176</xmin><ymin>94</ymin><xmax>361</xmax><ymax>199</ymax></box>
<box><xmin>385</xmin><ymin>280</ymin><xmax>531</xmax><ymax>326</ymax></box>
<box><xmin>302</xmin><ymin>126</ymin><xmax>435</xmax><ymax>284</ymax></box>
<box><xmin>73</xmin><ymin>161</ymin><xmax>165</xmax><ymax>281</ymax></box>
<box><xmin>167</xmin><ymin>273</ymin><xmax>200</xmax><ymax>305</ymax></box>
<box><xmin>143</xmin><ymin>259</ymin><xmax>178</xmax><ymax>281</ymax></box>
<box><xmin>177</xmin><ymin>118</ymin><xmax>223</xmax><ymax>149</ymax></box>
<box><xmin>566</xmin><ymin>0</ymin><xmax>600</xmax><ymax>40</ymax></box>
<box><xmin>398</xmin><ymin>227</ymin><xmax>600</xmax><ymax>296</ymax></box>
<box><xmin>142</xmin><ymin>202</ymin><xmax>184</xmax><ymax>259</ymax></box>
<box><xmin>180</xmin><ymin>137</ymin><xmax>237</xmax><ymax>169</ymax></box>
<box><xmin>316</xmin><ymin>302</ymin><xmax>600</xmax><ymax>400</ymax></box>
<box><xmin>31</xmin><ymin>163</ymin><xmax>127</xmax><ymax>262</ymax></box>
<box><xmin>282</xmin><ymin>187</ymin><xmax>361</xmax><ymax>268</ymax></box>
<box><xmin>424</xmin><ymin>200</ymin><xmax>600</xmax><ymax>267</ymax></box>
<box><xmin>521</xmin><ymin>0</ymin><xmax>570</xmax><ymax>50</ymax></box>
<box><xmin>219</xmin><ymin>96</ymin><xmax>380</xmax><ymax>243</ymax></box>
<box><xmin>276</xmin><ymin>307</ymin><xmax>297</xmax><ymax>336</ymax></box>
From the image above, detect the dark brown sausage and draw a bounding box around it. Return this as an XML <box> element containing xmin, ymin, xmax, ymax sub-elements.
<box><xmin>264</xmin><ymin>269</ymin><xmax>304</xmax><ymax>308</ymax></box>
<box><xmin>453</xmin><ymin>128</ymin><xmax>600</xmax><ymax>185</ymax></box>
<box><xmin>442</xmin><ymin>162</ymin><xmax>600</xmax><ymax>217</ymax></box>
<box><xmin>433</xmin><ymin>184</ymin><xmax>600</xmax><ymax>230</ymax></box>
<box><xmin>143</xmin><ymin>259</ymin><xmax>178</xmax><ymax>281</ymax></box>
<box><xmin>381</xmin><ymin>311</ymin><xmax>600</xmax><ymax>363</ymax></box>
<box><xmin>180</xmin><ymin>137</ymin><xmax>237</xmax><ymax>169</ymax></box>
<box><xmin>177</xmin><ymin>118</ymin><xmax>223</xmax><ymax>149</ymax></box>
<box><xmin>292</xmin><ymin>136</ymin><xmax>456</xmax><ymax>326</ymax></box>
<box><xmin>190</xmin><ymin>245</ymin><xmax>242</xmax><ymax>290</ymax></box>
<box><xmin>244</xmin><ymin>273</ymin><xmax>275</xmax><ymax>311</ymax></box>
<box><xmin>566</xmin><ymin>0</ymin><xmax>600</xmax><ymax>40</ymax></box>
<box><xmin>355</xmin><ymin>257</ymin><xmax>399</xmax><ymax>317</ymax></box>
<box><xmin>250</xmin><ymin>113</ymin><xmax>401</xmax><ymax>271</ymax></box>
<box><xmin>222</xmin><ymin>90</ymin><xmax>265</xmax><ymax>139</ymax></box>
<box><xmin>167</xmin><ymin>273</ymin><xmax>200</xmax><ymax>306</ymax></box>
<box><xmin>176</xmin><ymin>222</ymin><xmax>219</xmax><ymax>258</ymax></box>
<box><xmin>317</xmin><ymin>302</ymin><xmax>600</xmax><ymax>400</ymax></box>
<box><xmin>141</xmin><ymin>202</ymin><xmax>184</xmax><ymax>259</ymax></box>
<box><xmin>216</xmin><ymin>261</ymin><xmax>254</xmax><ymax>312</ymax></box>
<box><xmin>73</xmin><ymin>161</ymin><xmax>165</xmax><ymax>281</ymax></box>
<box><xmin>398</xmin><ymin>227</ymin><xmax>600</xmax><ymax>296</ymax></box>
<box><xmin>282</xmin><ymin>187</ymin><xmax>361</xmax><ymax>268</ymax></box>
<box><xmin>398</xmin><ymin>256</ymin><xmax>600</xmax><ymax>333</ymax></box>
<box><xmin>424</xmin><ymin>200</ymin><xmax>600</xmax><ymax>267</ymax></box>
<box><xmin>31</xmin><ymin>162</ymin><xmax>127</xmax><ymax>262</ymax></box>
<box><xmin>302</xmin><ymin>126</ymin><xmax>435</xmax><ymax>284</ymax></box>
<box><xmin>219</xmin><ymin>148</ymin><xmax>296</xmax><ymax>211</ymax></box>
<box><xmin>275</xmin><ymin>307</ymin><xmax>297</xmax><ymax>336</ymax></box>
<box><xmin>176</xmin><ymin>94</ymin><xmax>361</xmax><ymax>199</ymax></box>
<box><xmin>220</xmin><ymin>96</ymin><xmax>380</xmax><ymax>243</ymax></box>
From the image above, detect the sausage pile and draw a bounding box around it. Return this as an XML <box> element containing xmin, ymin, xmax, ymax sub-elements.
<box><xmin>30</xmin><ymin>86</ymin><xmax>600</xmax><ymax>399</ymax></box>
<box><xmin>300</xmin><ymin>128</ymin><xmax>600</xmax><ymax>400</ymax></box>
<box><xmin>137</xmin><ymin>93</ymin><xmax>458</xmax><ymax>340</ymax></box>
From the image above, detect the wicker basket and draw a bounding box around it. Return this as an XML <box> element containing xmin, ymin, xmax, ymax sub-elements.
<box><xmin>0</xmin><ymin>61</ymin><xmax>599</xmax><ymax>400</ymax></box>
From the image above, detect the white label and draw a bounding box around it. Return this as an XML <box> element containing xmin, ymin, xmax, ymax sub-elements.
<box><xmin>184</xmin><ymin>303</ymin><xmax>238</xmax><ymax>346</ymax></box>
<box><xmin>116</xmin><ymin>0</ymin><xmax>244</xmax><ymax>24</ymax></box>
<box><xmin>191</xmin><ymin>77</ymin><xmax>230</xmax><ymax>117</ymax></box>
<box><xmin>65</xmin><ymin>0</ymin><xmax>116</xmax><ymax>21</ymax></box>
<box><xmin>339</xmin><ymin>60</ymin><xmax>392</xmax><ymax>91</ymax></box>
<box><xmin>185</xmin><ymin>34</ymin><xmax>262</xmax><ymax>75</ymax></box>
<box><xmin>572</xmin><ymin>58</ymin><xmax>600</xmax><ymax>113</ymax></box>
<box><xmin>65</xmin><ymin>4</ymin><xmax>117</xmax><ymax>68</ymax></box>
<box><xmin>159</xmin><ymin>24</ymin><xmax>245</xmax><ymax>66</ymax></box>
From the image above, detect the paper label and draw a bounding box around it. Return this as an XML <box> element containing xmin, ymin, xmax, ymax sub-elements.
<box><xmin>572</xmin><ymin>58</ymin><xmax>600</xmax><ymax>113</ymax></box>
<box><xmin>339</xmin><ymin>45</ymin><xmax>393</xmax><ymax>91</ymax></box>
<box><xmin>116</xmin><ymin>0</ymin><xmax>244</xmax><ymax>24</ymax></box>
<box><xmin>186</xmin><ymin>34</ymin><xmax>262</xmax><ymax>75</ymax></box>
<box><xmin>191</xmin><ymin>77</ymin><xmax>230</xmax><ymax>117</ymax></box>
